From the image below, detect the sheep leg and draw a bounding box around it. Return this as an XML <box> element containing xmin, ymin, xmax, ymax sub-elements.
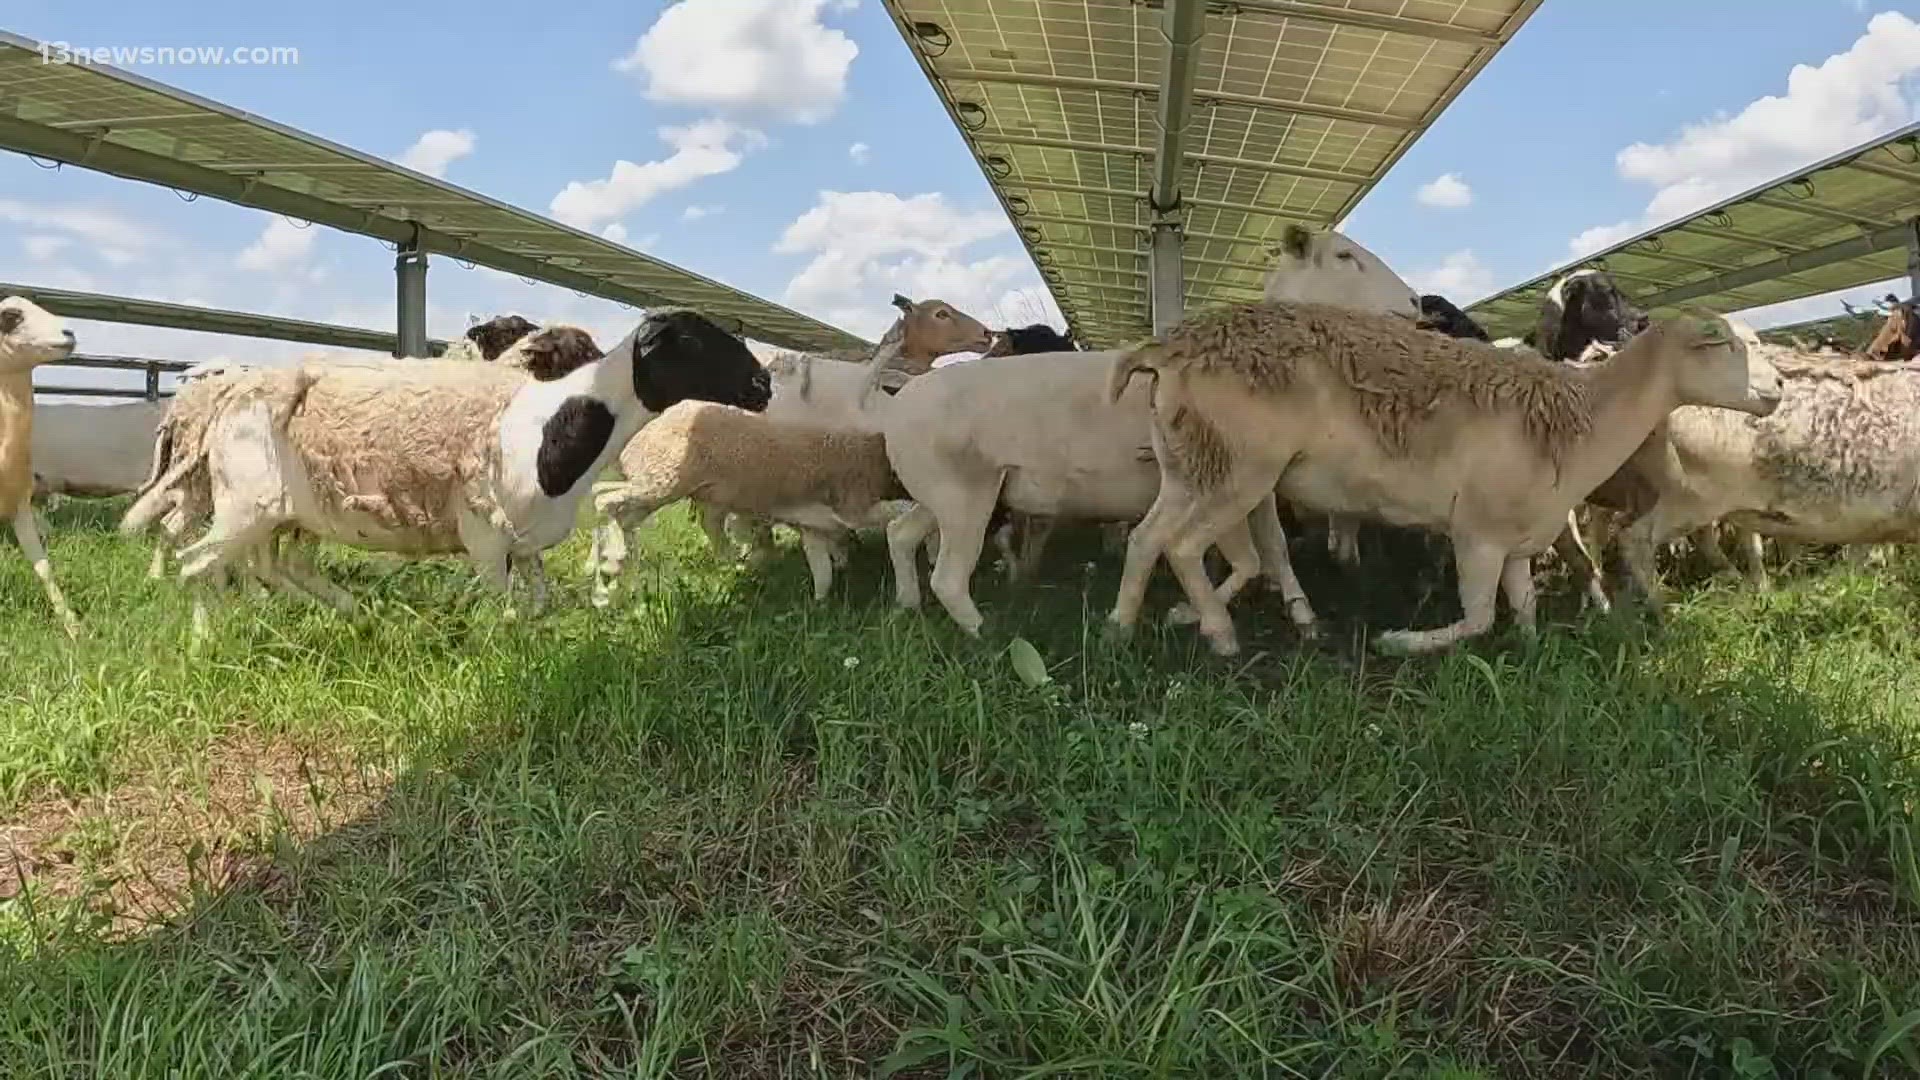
<box><xmin>1166</xmin><ymin>517</ymin><xmax>1262</xmax><ymax>627</ymax></box>
<box><xmin>509</xmin><ymin>553</ymin><xmax>550</xmax><ymax>619</ymax></box>
<box><xmin>798</xmin><ymin>528</ymin><xmax>839</xmax><ymax>601</ymax></box>
<box><xmin>1007</xmin><ymin>516</ymin><xmax>1054</xmax><ymax>583</ymax></box>
<box><xmin>1553</xmin><ymin>509</ymin><xmax>1611</xmax><ymax>614</ymax></box>
<box><xmin>1696</xmin><ymin>524</ymin><xmax>1735</xmax><ymax>572</ymax></box>
<box><xmin>736</xmin><ymin>514</ymin><xmax>779</xmax><ymax>567</ymax></box>
<box><xmin>886</xmin><ymin>504</ymin><xmax>938</xmax><ymax>609</ymax></box>
<box><xmin>928</xmin><ymin>515</ymin><xmax>993</xmax><ymax>637</ymax></box>
<box><xmin>1500</xmin><ymin>554</ymin><xmax>1538</xmax><ymax>641</ymax></box>
<box><xmin>147</xmin><ymin>543</ymin><xmax>169</xmax><ymax>580</ymax></box>
<box><xmin>1159</xmin><ymin>485</ymin><xmax>1276</xmax><ymax>657</ymax></box>
<box><xmin>697</xmin><ymin>502</ymin><xmax>738</xmax><ymax>560</ymax></box>
<box><xmin>993</xmin><ymin>518</ymin><xmax>1018</xmax><ymax>576</ymax></box>
<box><xmin>1373</xmin><ymin>535</ymin><xmax>1508</xmax><ymax>656</ymax></box>
<box><xmin>1620</xmin><ymin>499</ymin><xmax>1714</xmax><ymax>612</ymax></box>
<box><xmin>11</xmin><ymin>504</ymin><xmax>80</xmax><ymax>638</ymax></box>
<box><xmin>269</xmin><ymin>537</ymin><xmax>354</xmax><ymax>614</ymax></box>
<box><xmin>1107</xmin><ymin>484</ymin><xmax>1188</xmax><ymax>639</ymax></box>
<box><xmin>1245</xmin><ymin>492</ymin><xmax>1318</xmax><ymax>636</ymax></box>
<box><xmin>588</xmin><ymin>484</ymin><xmax>664</xmax><ymax>608</ymax></box>
<box><xmin>1736</xmin><ymin>528</ymin><xmax>1769</xmax><ymax>587</ymax></box>
<box><xmin>1326</xmin><ymin>512</ymin><xmax>1362</xmax><ymax>568</ymax></box>
<box><xmin>245</xmin><ymin>535</ymin><xmax>348</xmax><ymax>615</ymax></box>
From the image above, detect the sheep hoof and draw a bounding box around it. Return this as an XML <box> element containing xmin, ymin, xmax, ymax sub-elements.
<box><xmin>1101</xmin><ymin>617</ymin><xmax>1135</xmax><ymax>644</ymax></box>
<box><xmin>1203</xmin><ymin>631</ymin><xmax>1240</xmax><ymax>657</ymax></box>
<box><xmin>1166</xmin><ymin>602</ymin><xmax>1200</xmax><ymax>626</ymax></box>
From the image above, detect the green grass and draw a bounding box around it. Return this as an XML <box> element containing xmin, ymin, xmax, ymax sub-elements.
<box><xmin>4</xmin><ymin>497</ymin><xmax>1920</xmax><ymax>1077</ymax></box>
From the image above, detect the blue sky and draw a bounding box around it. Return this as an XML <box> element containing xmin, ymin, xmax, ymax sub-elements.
<box><xmin>2</xmin><ymin>0</ymin><xmax>1917</xmax><ymax>393</ymax></box>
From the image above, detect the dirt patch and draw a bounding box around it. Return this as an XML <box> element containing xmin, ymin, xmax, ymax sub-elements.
<box><xmin>0</xmin><ymin>731</ymin><xmax>390</xmax><ymax>936</ymax></box>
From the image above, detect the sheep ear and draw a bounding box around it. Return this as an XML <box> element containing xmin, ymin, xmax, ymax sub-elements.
<box><xmin>1280</xmin><ymin>224</ymin><xmax>1313</xmax><ymax>259</ymax></box>
<box><xmin>891</xmin><ymin>293</ymin><xmax>914</xmax><ymax>313</ymax></box>
<box><xmin>1692</xmin><ymin>317</ymin><xmax>1729</xmax><ymax>346</ymax></box>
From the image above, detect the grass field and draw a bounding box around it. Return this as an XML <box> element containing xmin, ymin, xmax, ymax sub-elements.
<box><xmin>4</xmin><ymin>497</ymin><xmax>1920</xmax><ymax>1078</ymax></box>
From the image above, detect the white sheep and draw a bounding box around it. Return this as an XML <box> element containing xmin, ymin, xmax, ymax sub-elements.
<box><xmin>689</xmin><ymin>294</ymin><xmax>995</xmax><ymax>564</ymax></box>
<box><xmin>0</xmin><ymin>295</ymin><xmax>82</xmax><ymax>636</ymax></box>
<box><xmin>121</xmin><ymin>314</ymin><xmax>772</xmax><ymax>637</ymax></box>
<box><xmin>1106</xmin><ymin>301</ymin><xmax>1783</xmax><ymax>657</ymax></box>
<box><xmin>588</xmin><ymin>400</ymin><xmax>914</xmax><ymax>605</ymax></box>
<box><xmin>868</xmin><ymin>225</ymin><xmax>1419</xmax><ymax>640</ymax></box>
<box><xmin>1619</xmin><ymin>348</ymin><xmax>1920</xmax><ymax>608</ymax></box>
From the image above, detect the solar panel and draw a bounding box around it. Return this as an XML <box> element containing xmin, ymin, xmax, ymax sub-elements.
<box><xmin>0</xmin><ymin>31</ymin><xmax>869</xmax><ymax>355</ymax></box>
<box><xmin>1467</xmin><ymin>123</ymin><xmax>1920</xmax><ymax>338</ymax></box>
<box><xmin>1</xmin><ymin>280</ymin><xmax>450</xmax><ymax>355</ymax></box>
<box><xmin>882</xmin><ymin>0</ymin><xmax>1544</xmax><ymax>347</ymax></box>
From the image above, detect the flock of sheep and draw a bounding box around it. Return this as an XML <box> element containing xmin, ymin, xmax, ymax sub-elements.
<box><xmin>4</xmin><ymin>223</ymin><xmax>1920</xmax><ymax>661</ymax></box>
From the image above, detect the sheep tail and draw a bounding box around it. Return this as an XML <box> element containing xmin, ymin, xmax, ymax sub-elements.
<box><xmin>120</xmin><ymin>449</ymin><xmax>199</xmax><ymax>537</ymax></box>
<box><xmin>270</xmin><ymin>366</ymin><xmax>321</xmax><ymax>430</ymax></box>
<box><xmin>1106</xmin><ymin>345</ymin><xmax>1163</xmax><ymax>405</ymax></box>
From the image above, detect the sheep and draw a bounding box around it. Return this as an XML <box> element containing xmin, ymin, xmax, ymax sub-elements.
<box><xmin>30</xmin><ymin>397</ymin><xmax>165</xmax><ymax>500</ymax></box>
<box><xmin>589</xmin><ymin>401</ymin><xmax>913</xmax><ymax>604</ymax></box>
<box><xmin>1533</xmin><ymin>268</ymin><xmax>1650</xmax><ymax>363</ymax></box>
<box><xmin>122</xmin><ymin>313</ymin><xmax>772</xmax><ymax>634</ymax></box>
<box><xmin>876</xmin><ymin>348</ymin><xmax>1315</xmax><ymax>640</ymax></box>
<box><xmin>1417</xmin><ymin>294</ymin><xmax>1491</xmax><ymax>341</ymax></box>
<box><xmin>1618</xmin><ymin>348</ymin><xmax>1920</xmax><ymax>608</ymax></box>
<box><xmin>1866</xmin><ymin>295</ymin><xmax>1916</xmax><ymax>361</ymax></box>
<box><xmin>988</xmin><ymin>323</ymin><xmax>1078</xmax><ymax>355</ymax></box>
<box><xmin>1104</xmin><ymin>300</ymin><xmax>1783</xmax><ymax>657</ymax></box>
<box><xmin>867</xmin><ymin>224</ymin><xmax>1420</xmax><ymax>640</ymax></box>
<box><xmin>446</xmin><ymin>314</ymin><xmax>541</xmax><ymax>362</ymax></box>
<box><xmin>0</xmin><ymin>295</ymin><xmax>82</xmax><ymax>636</ymax></box>
<box><xmin>686</xmin><ymin>293</ymin><xmax>995</xmax><ymax>565</ymax></box>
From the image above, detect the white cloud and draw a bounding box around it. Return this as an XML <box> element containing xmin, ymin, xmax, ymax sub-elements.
<box><xmin>613</xmin><ymin>0</ymin><xmax>859</xmax><ymax>125</ymax></box>
<box><xmin>681</xmin><ymin>204</ymin><xmax>722</xmax><ymax>221</ymax></box>
<box><xmin>1404</xmin><ymin>249</ymin><xmax>1497</xmax><ymax>301</ymax></box>
<box><xmin>23</xmin><ymin>235</ymin><xmax>71</xmax><ymax>261</ymax></box>
<box><xmin>600</xmin><ymin>222</ymin><xmax>628</xmax><ymax>244</ymax></box>
<box><xmin>1567</xmin><ymin>12</ymin><xmax>1920</xmax><ymax>257</ymax></box>
<box><xmin>0</xmin><ymin>198</ymin><xmax>155</xmax><ymax>265</ymax></box>
<box><xmin>1415</xmin><ymin>172</ymin><xmax>1472</xmax><ymax>208</ymax></box>
<box><xmin>1567</xmin><ymin>221</ymin><xmax>1644</xmax><ymax>260</ymax></box>
<box><xmin>236</xmin><ymin>216</ymin><xmax>318</xmax><ymax>274</ymax></box>
<box><xmin>849</xmin><ymin>141</ymin><xmax>871</xmax><ymax>165</ymax></box>
<box><xmin>775</xmin><ymin>190</ymin><xmax>1035</xmax><ymax>338</ymax></box>
<box><xmin>398</xmin><ymin>128</ymin><xmax>476</xmax><ymax>178</ymax></box>
<box><xmin>549</xmin><ymin>119</ymin><xmax>764</xmax><ymax>231</ymax></box>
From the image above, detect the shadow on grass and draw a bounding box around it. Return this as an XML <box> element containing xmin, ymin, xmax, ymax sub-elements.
<box><xmin>6</xmin><ymin>507</ymin><xmax>1920</xmax><ymax>1077</ymax></box>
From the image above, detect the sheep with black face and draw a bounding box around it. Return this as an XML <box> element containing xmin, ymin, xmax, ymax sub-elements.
<box><xmin>123</xmin><ymin>311</ymin><xmax>771</xmax><ymax>635</ymax></box>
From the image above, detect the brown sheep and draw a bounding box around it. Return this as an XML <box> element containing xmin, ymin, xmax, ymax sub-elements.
<box><xmin>1105</xmin><ymin>300</ymin><xmax>1784</xmax><ymax>657</ymax></box>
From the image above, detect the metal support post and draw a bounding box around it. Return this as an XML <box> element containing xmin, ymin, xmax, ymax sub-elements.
<box><xmin>395</xmin><ymin>225</ymin><xmax>429</xmax><ymax>358</ymax></box>
<box><xmin>1150</xmin><ymin>223</ymin><xmax>1185</xmax><ymax>336</ymax></box>
<box><xmin>1147</xmin><ymin>0</ymin><xmax>1205</xmax><ymax>337</ymax></box>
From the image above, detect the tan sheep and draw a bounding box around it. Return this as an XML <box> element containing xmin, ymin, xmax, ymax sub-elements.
<box><xmin>590</xmin><ymin>400</ymin><xmax>912</xmax><ymax>604</ymax></box>
<box><xmin>1105</xmin><ymin>300</ymin><xmax>1784</xmax><ymax>657</ymax></box>
<box><xmin>0</xmin><ymin>296</ymin><xmax>82</xmax><ymax>636</ymax></box>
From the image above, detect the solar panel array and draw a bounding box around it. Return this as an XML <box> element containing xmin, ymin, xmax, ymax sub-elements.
<box><xmin>882</xmin><ymin>0</ymin><xmax>1544</xmax><ymax>347</ymax></box>
<box><xmin>1467</xmin><ymin>123</ymin><xmax>1920</xmax><ymax>339</ymax></box>
<box><xmin>0</xmin><ymin>31</ymin><xmax>868</xmax><ymax>354</ymax></box>
<box><xmin>2</xmin><ymin>280</ymin><xmax>450</xmax><ymax>356</ymax></box>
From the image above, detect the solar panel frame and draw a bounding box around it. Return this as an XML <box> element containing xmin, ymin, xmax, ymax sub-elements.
<box><xmin>1465</xmin><ymin>123</ymin><xmax>1920</xmax><ymax>339</ymax></box>
<box><xmin>0</xmin><ymin>32</ymin><xmax>869</xmax><ymax>355</ymax></box>
<box><xmin>881</xmin><ymin>0</ymin><xmax>1545</xmax><ymax>347</ymax></box>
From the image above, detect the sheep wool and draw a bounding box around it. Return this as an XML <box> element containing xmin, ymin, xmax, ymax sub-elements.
<box><xmin>618</xmin><ymin>400</ymin><xmax>903</xmax><ymax>522</ymax></box>
<box><xmin>1125</xmin><ymin>300</ymin><xmax>1596</xmax><ymax>473</ymax></box>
